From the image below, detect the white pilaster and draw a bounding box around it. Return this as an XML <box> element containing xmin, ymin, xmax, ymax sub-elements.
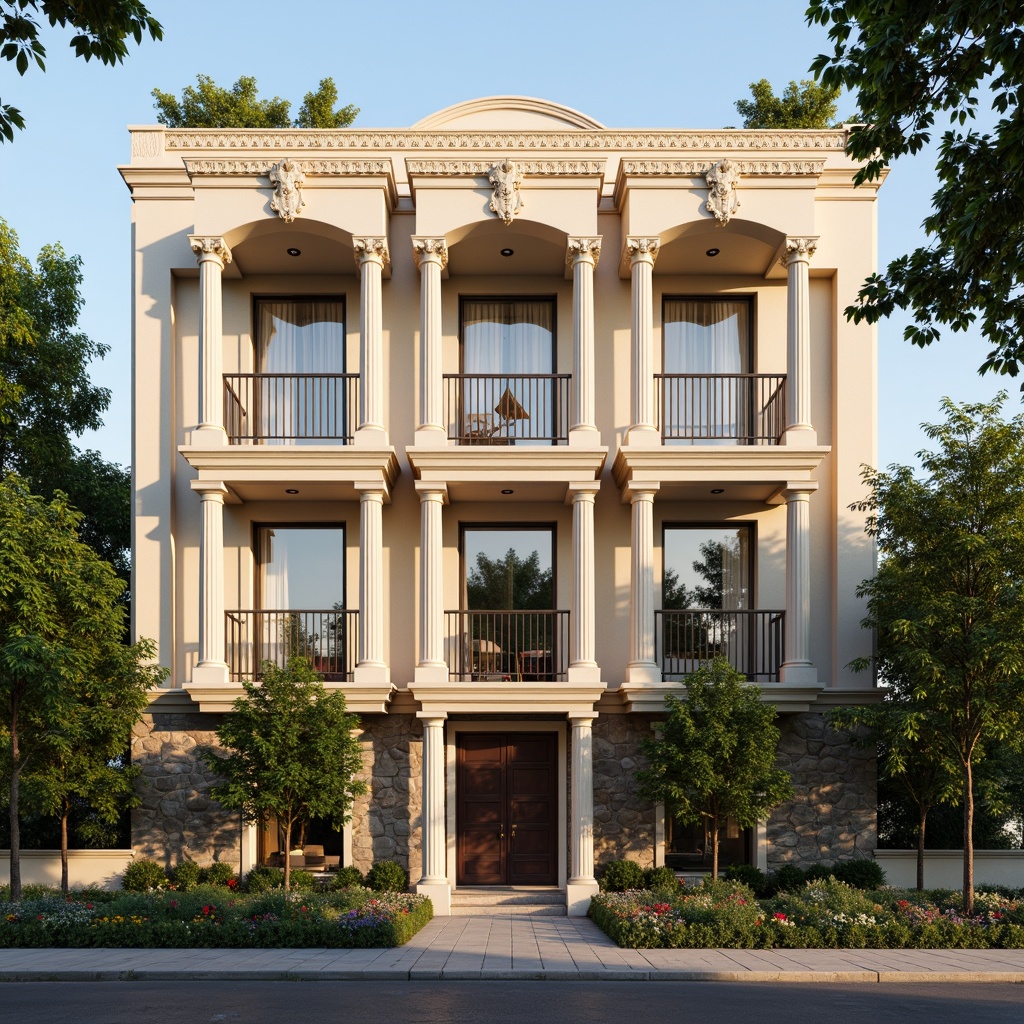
<box><xmin>355</xmin><ymin>487</ymin><xmax>388</xmax><ymax>683</ymax></box>
<box><xmin>415</xmin><ymin>483</ymin><xmax>449</xmax><ymax>683</ymax></box>
<box><xmin>626</xmin><ymin>485</ymin><xmax>661</xmax><ymax>683</ymax></box>
<box><xmin>780</xmin><ymin>483</ymin><xmax>819</xmax><ymax>684</ymax></box>
<box><xmin>567</xmin><ymin>483</ymin><xmax>601</xmax><ymax>683</ymax></box>
<box><xmin>567</xmin><ymin>237</ymin><xmax>601</xmax><ymax>445</ymax></box>
<box><xmin>782</xmin><ymin>236</ymin><xmax>818</xmax><ymax>446</ymax></box>
<box><xmin>626</xmin><ymin>237</ymin><xmax>661</xmax><ymax>447</ymax></box>
<box><xmin>567</xmin><ymin>713</ymin><xmax>599</xmax><ymax>916</ymax></box>
<box><xmin>191</xmin><ymin>480</ymin><xmax>229</xmax><ymax>686</ymax></box>
<box><xmin>415</xmin><ymin>713</ymin><xmax>451</xmax><ymax>915</ymax></box>
<box><xmin>188</xmin><ymin>236</ymin><xmax>232</xmax><ymax>447</ymax></box>
<box><xmin>412</xmin><ymin>237</ymin><xmax>449</xmax><ymax>446</ymax></box>
<box><xmin>353</xmin><ymin>238</ymin><xmax>389</xmax><ymax>447</ymax></box>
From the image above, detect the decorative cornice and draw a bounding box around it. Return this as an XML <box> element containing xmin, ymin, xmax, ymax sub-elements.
<box><xmin>352</xmin><ymin>237</ymin><xmax>391</xmax><ymax>269</ymax></box>
<box><xmin>188</xmin><ymin>235</ymin><xmax>232</xmax><ymax>265</ymax></box>
<box><xmin>566</xmin><ymin>237</ymin><xmax>602</xmax><ymax>268</ymax></box>
<box><xmin>619</xmin><ymin>159</ymin><xmax>825</xmax><ymax>176</ymax></box>
<box><xmin>411</xmin><ymin>237</ymin><xmax>449</xmax><ymax>270</ymax></box>
<box><xmin>406</xmin><ymin>158</ymin><xmax>605</xmax><ymax>175</ymax></box>
<box><xmin>780</xmin><ymin>236</ymin><xmax>819</xmax><ymax>265</ymax></box>
<box><xmin>183</xmin><ymin>158</ymin><xmax>394</xmax><ymax>176</ymax></box>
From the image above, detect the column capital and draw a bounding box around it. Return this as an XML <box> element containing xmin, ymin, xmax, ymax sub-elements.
<box><xmin>412</xmin><ymin>236</ymin><xmax>449</xmax><ymax>270</ymax></box>
<box><xmin>356</xmin><ymin>485</ymin><xmax>386</xmax><ymax>504</ymax></box>
<box><xmin>353</xmin><ymin>236</ymin><xmax>390</xmax><ymax>271</ymax></box>
<box><xmin>416</xmin><ymin>711</ymin><xmax>448</xmax><ymax>723</ymax></box>
<box><xmin>780</xmin><ymin>236</ymin><xmax>819</xmax><ymax>266</ymax></box>
<box><xmin>566</xmin><ymin>236</ymin><xmax>602</xmax><ymax>268</ymax></box>
<box><xmin>624</xmin><ymin>483</ymin><xmax>659</xmax><ymax>504</ymax></box>
<box><xmin>566</xmin><ymin>481</ymin><xmax>600</xmax><ymax>504</ymax></box>
<box><xmin>415</xmin><ymin>481</ymin><xmax>449</xmax><ymax>504</ymax></box>
<box><xmin>625</xmin><ymin>236</ymin><xmax>660</xmax><ymax>266</ymax></box>
<box><xmin>189</xmin><ymin>479</ymin><xmax>229</xmax><ymax>499</ymax></box>
<box><xmin>568</xmin><ymin>712</ymin><xmax>598</xmax><ymax>724</ymax></box>
<box><xmin>188</xmin><ymin>235</ymin><xmax>232</xmax><ymax>267</ymax></box>
<box><xmin>781</xmin><ymin>481</ymin><xmax>819</xmax><ymax>501</ymax></box>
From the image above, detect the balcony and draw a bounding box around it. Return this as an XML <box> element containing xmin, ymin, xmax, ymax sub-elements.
<box><xmin>655</xmin><ymin>373</ymin><xmax>786</xmax><ymax>445</ymax></box>
<box><xmin>656</xmin><ymin>609</ymin><xmax>785</xmax><ymax>682</ymax></box>
<box><xmin>444</xmin><ymin>374</ymin><xmax>570</xmax><ymax>444</ymax></box>
<box><xmin>225</xmin><ymin>608</ymin><xmax>359</xmax><ymax>681</ymax></box>
<box><xmin>444</xmin><ymin>609</ymin><xmax>570</xmax><ymax>681</ymax></box>
<box><xmin>224</xmin><ymin>373</ymin><xmax>360</xmax><ymax>444</ymax></box>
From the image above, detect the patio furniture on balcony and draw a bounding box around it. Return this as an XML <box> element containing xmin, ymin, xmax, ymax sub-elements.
<box><xmin>225</xmin><ymin>608</ymin><xmax>359</xmax><ymax>680</ymax></box>
<box><xmin>656</xmin><ymin>608</ymin><xmax>785</xmax><ymax>681</ymax></box>
<box><xmin>444</xmin><ymin>609</ymin><xmax>569</xmax><ymax>681</ymax></box>
<box><xmin>655</xmin><ymin>373</ymin><xmax>786</xmax><ymax>444</ymax></box>
<box><xmin>445</xmin><ymin>373</ymin><xmax>570</xmax><ymax>444</ymax></box>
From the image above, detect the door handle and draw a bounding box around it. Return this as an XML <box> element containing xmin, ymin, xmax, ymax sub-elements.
<box><xmin>511</xmin><ymin>826</ymin><xmax>516</xmax><ymax>839</ymax></box>
<box><xmin>499</xmin><ymin>825</ymin><xmax>505</xmax><ymax>839</ymax></box>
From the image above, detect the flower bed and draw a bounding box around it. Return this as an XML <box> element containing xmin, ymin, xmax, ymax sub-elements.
<box><xmin>0</xmin><ymin>884</ymin><xmax>432</xmax><ymax>948</ymax></box>
<box><xmin>588</xmin><ymin>878</ymin><xmax>1024</xmax><ymax>949</ymax></box>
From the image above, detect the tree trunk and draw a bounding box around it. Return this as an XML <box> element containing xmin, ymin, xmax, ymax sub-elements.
<box><xmin>283</xmin><ymin>819</ymin><xmax>292</xmax><ymax>892</ymax></box>
<box><xmin>8</xmin><ymin>693</ymin><xmax>21</xmax><ymax>903</ymax></box>
<box><xmin>962</xmin><ymin>759</ymin><xmax>974</xmax><ymax>915</ymax></box>
<box><xmin>710</xmin><ymin>812</ymin><xmax>719</xmax><ymax>880</ymax></box>
<box><xmin>917</xmin><ymin>807</ymin><xmax>927</xmax><ymax>891</ymax></box>
<box><xmin>60</xmin><ymin>802</ymin><xmax>70</xmax><ymax>894</ymax></box>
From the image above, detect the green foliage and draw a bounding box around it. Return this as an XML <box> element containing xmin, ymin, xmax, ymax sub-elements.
<box><xmin>724</xmin><ymin>863</ymin><xmax>773</xmax><ymax>898</ymax></box>
<box><xmin>202</xmin><ymin>862</ymin><xmax>236</xmax><ymax>887</ymax></box>
<box><xmin>772</xmin><ymin>864</ymin><xmax>808</xmax><ymax>893</ymax></box>
<box><xmin>199</xmin><ymin>658</ymin><xmax>366</xmax><ymax>892</ymax></box>
<box><xmin>466</xmin><ymin>548</ymin><xmax>552</xmax><ymax>610</ymax></box>
<box><xmin>0</xmin><ymin>1</ymin><xmax>162</xmax><ymax>140</ymax></box>
<box><xmin>831</xmin><ymin>859</ymin><xmax>887</xmax><ymax>890</ymax></box>
<box><xmin>637</xmin><ymin>659</ymin><xmax>794</xmax><ymax>878</ymax></box>
<box><xmin>331</xmin><ymin>866</ymin><xmax>365</xmax><ymax>889</ymax></box>
<box><xmin>734</xmin><ymin>78</ymin><xmax>840</xmax><ymax>128</ymax></box>
<box><xmin>807</xmin><ymin>0</ymin><xmax>1024</xmax><ymax>377</ymax></box>
<box><xmin>172</xmin><ymin>860</ymin><xmax>201</xmax><ymax>891</ymax></box>
<box><xmin>644</xmin><ymin>866</ymin><xmax>681</xmax><ymax>892</ymax></box>
<box><xmin>152</xmin><ymin>75</ymin><xmax>358</xmax><ymax>129</ymax></box>
<box><xmin>365</xmin><ymin>860</ymin><xmax>408</xmax><ymax>893</ymax></box>
<box><xmin>289</xmin><ymin>869</ymin><xmax>317</xmax><ymax>892</ymax></box>
<box><xmin>243</xmin><ymin>865</ymin><xmax>284</xmax><ymax>894</ymax></box>
<box><xmin>121</xmin><ymin>859</ymin><xmax>168</xmax><ymax>892</ymax></box>
<box><xmin>599</xmin><ymin>859</ymin><xmax>647</xmax><ymax>892</ymax></box>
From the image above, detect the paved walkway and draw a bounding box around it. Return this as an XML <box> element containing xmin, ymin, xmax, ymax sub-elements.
<box><xmin>2</xmin><ymin>916</ymin><xmax>1024</xmax><ymax>982</ymax></box>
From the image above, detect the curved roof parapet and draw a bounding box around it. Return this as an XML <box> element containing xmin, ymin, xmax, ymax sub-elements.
<box><xmin>413</xmin><ymin>96</ymin><xmax>605</xmax><ymax>131</ymax></box>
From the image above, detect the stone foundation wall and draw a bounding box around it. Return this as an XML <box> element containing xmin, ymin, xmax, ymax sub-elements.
<box><xmin>349</xmin><ymin>714</ymin><xmax>422</xmax><ymax>878</ymax></box>
<box><xmin>132</xmin><ymin>713</ymin><xmax>241</xmax><ymax>871</ymax></box>
<box><xmin>592</xmin><ymin>712</ymin><xmax>656</xmax><ymax>869</ymax></box>
<box><xmin>768</xmin><ymin>712</ymin><xmax>877</xmax><ymax>868</ymax></box>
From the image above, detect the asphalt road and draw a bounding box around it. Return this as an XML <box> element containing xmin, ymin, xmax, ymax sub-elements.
<box><xmin>1</xmin><ymin>980</ymin><xmax>1023</xmax><ymax>1023</ymax></box>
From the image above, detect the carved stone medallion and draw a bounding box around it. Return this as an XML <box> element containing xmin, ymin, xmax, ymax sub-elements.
<box><xmin>488</xmin><ymin>160</ymin><xmax>524</xmax><ymax>225</ymax></box>
<box><xmin>269</xmin><ymin>158</ymin><xmax>306</xmax><ymax>222</ymax></box>
<box><xmin>705</xmin><ymin>158</ymin><xmax>741</xmax><ymax>225</ymax></box>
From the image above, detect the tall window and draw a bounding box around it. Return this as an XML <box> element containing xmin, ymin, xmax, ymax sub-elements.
<box><xmin>663</xmin><ymin>524</ymin><xmax>752</xmax><ymax>612</ymax></box>
<box><xmin>663</xmin><ymin>298</ymin><xmax>751</xmax><ymax>375</ymax></box>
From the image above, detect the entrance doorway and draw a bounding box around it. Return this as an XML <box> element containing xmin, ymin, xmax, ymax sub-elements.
<box><xmin>456</xmin><ymin>732</ymin><xmax>558</xmax><ymax>886</ymax></box>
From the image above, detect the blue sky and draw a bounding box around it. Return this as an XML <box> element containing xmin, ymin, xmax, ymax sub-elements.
<box><xmin>1</xmin><ymin>0</ymin><xmax>1005</xmax><ymax>471</ymax></box>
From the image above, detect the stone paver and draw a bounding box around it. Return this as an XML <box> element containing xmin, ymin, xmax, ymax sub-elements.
<box><xmin>2</xmin><ymin>916</ymin><xmax>1024</xmax><ymax>982</ymax></box>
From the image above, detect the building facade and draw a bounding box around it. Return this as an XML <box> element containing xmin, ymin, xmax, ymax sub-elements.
<box><xmin>123</xmin><ymin>96</ymin><xmax>882</xmax><ymax>915</ymax></box>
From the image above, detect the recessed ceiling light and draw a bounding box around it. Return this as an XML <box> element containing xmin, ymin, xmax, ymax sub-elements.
<box><xmin>501</xmin><ymin>488</ymin><xmax>514</xmax><ymax>494</ymax></box>
<box><xmin>285</xmin><ymin>488</ymin><xmax>299</xmax><ymax>494</ymax></box>
<box><xmin>711</xmin><ymin>488</ymin><xmax>725</xmax><ymax>494</ymax></box>
<box><xmin>705</xmin><ymin>247</ymin><xmax>720</xmax><ymax>258</ymax></box>
<box><xmin>500</xmin><ymin>248</ymin><xmax>514</xmax><ymax>257</ymax></box>
<box><xmin>287</xmin><ymin>247</ymin><xmax>302</xmax><ymax>257</ymax></box>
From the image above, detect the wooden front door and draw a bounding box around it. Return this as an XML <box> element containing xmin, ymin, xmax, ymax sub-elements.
<box><xmin>456</xmin><ymin>732</ymin><xmax>558</xmax><ymax>886</ymax></box>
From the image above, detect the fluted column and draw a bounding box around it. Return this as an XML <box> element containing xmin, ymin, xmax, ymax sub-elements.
<box><xmin>355</xmin><ymin>487</ymin><xmax>388</xmax><ymax>683</ymax></box>
<box><xmin>626</xmin><ymin>484</ymin><xmax>661</xmax><ymax>684</ymax></box>
<box><xmin>780</xmin><ymin>483</ymin><xmax>818</xmax><ymax>684</ymax></box>
<box><xmin>567</xmin><ymin>237</ymin><xmax>601</xmax><ymax>445</ymax></box>
<box><xmin>190</xmin><ymin>480</ymin><xmax>229</xmax><ymax>686</ymax></box>
<box><xmin>415</xmin><ymin>483</ymin><xmax>449</xmax><ymax>683</ymax></box>
<box><xmin>626</xmin><ymin>237</ymin><xmax>660</xmax><ymax>447</ymax></box>
<box><xmin>188</xmin><ymin>236</ymin><xmax>232</xmax><ymax>446</ymax></box>
<box><xmin>568</xmin><ymin>483</ymin><xmax>600</xmax><ymax>683</ymax></box>
<box><xmin>567</xmin><ymin>713</ymin><xmax>599</xmax><ymax>916</ymax></box>
<box><xmin>412</xmin><ymin>237</ymin><xmax>448</xmax><ymax>446</ymax></box>
<box><xmin>414</xmin><ymin>713</ymin><xmax>451</xmax><ymax>914</ymax></box>
<box><xmin>782</xmin><ymin>237</ymin><xmax>818</xmax><ymax>446</ymax></box>
<box><xmin>353</xmin><ymin>238</ymin><xmax>389</xmax><ymax>446</ymax></box>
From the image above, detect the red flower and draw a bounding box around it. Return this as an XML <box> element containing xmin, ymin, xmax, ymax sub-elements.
<box><xmin>773</xmin><ymin>912</ymin><xmax>787</xmax><ymax>920</ymax></box>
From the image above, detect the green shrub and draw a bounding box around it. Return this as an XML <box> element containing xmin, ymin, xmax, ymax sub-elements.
<box><xmin>172</xmin><ymin>859</ymin><xmax>202</xmax><ymax>891</ymax></box>
<box><xmin>331</xmin><ymin>866</ymin><xmax>365</xmax><ymax>889</ymax></box>
<box><xmin>202</xmin><ymin>862</ymin><xmax>237</xmax><ymax>887</ymax></box>
<box><xmin>121</xmin><ymin>859</ymin><xmax>168</xmax><ymax>892</ymax></box>
<box><xmin>772</xmin><ymin>864</ymin><xmax>807</xmax><ymax>892</ymax></box>
<box><xmin>724</xmin><ymin>864</ymin><xmax>772</xmax><ymax>898</ymax></box>
<box><xmin>365</xmin><ymin>860</ymin><xmax>408</xmax><ymax>892</ymax></box>
<box><xmin>831</xmin><ymin>859</ymin><xmax>886</xmax><ymax>890</ymax></box>
<box><xmin>644</xmin><ymin>866</ymin><xmax>681</xmax><ymax>892</ymax></box>
<box><xmin>289</xmin><ymin>869</ymin><xmax>317</xmax><ymax>891</ymax></box>
<box><xmin>803</xmin><ymin>863</ymin><xmax>833</xmax><ymax>883</ymax></box>
<box><xmin>244</xmin><ymin>865</ymin><xmax>284</xmax><ymax>893</ymax></box>
<box><xmin>599</xmin><ymin>859</ymin><xmax>646</xmax><ymax>892</ymax></box>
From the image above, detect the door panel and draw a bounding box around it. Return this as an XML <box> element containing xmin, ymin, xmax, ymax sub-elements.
<box><xmin>457</xmin><ymin>732</ymin><xmax>557</xmax><ymax>886</ymax></box>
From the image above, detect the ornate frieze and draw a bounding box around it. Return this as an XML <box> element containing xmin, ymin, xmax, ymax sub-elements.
<box><xmin>489</xmin><ymin>160</ymin><xmax>524</xmax><ymax>225</ymax></box>
<box><xmin>619</xmin><ymin>158</ymin><xmax>825</xmax><ymax>176</ymax></box>
<box><xmin>406</xmin><ymin>159</ymin><xmax>604</xmax><ymax>176</ymax></box>
<box><xmin>352</xmin><ymin>237</ymin><xmax>391</xmax><ymax>269</ymax></box>
<box><xmin>566</xmin><ymin>237</ymin><xmax>602</xmax><ymax>268</ymax></box>
<box><xmin>269</xmin><ymin>159</ymin><xmax>305</xmax><ymax>222</ymax></box>
<box><xmin>412</xmin><ymin>237</ymin><xmax>449</xmax><ymax>270</ymax></box>
<box><xmin>705</xmin><ymin>158</ymin><xmax>741</xmax><ymax>225</ymax></box>
<box><xmin>184</xmin><ymin>158</ymin><xmax>393</xmax><ymax>176</ymax></box>
<box><xmin>188</xmin><ymin>236</ymin><xmax>232</xmax><ymax>266</ymax></box>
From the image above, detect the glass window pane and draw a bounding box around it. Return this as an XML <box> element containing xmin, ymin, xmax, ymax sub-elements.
<box><xmin>463</xmin><ymin>528</ymin><xmax>553</xmax><ymax>610</ymax></box>
<box><xmin>663</xmin><ymin>526</ymin><xmax>750</xmax><ymax>610</ymax></box>
<box><xmin>257</xmin><ymin>299</ymin><xmax>345</xmax><ymax>373</ymax></box>
<box><xmin>258</xmin><ymin>526</ymin><xmax>345</xmax><ymax>609</ymax></box>
<box><xmin>663</xmin><ymin>299</ymin><xmax>749</xmax><ymax>374</ymax></box>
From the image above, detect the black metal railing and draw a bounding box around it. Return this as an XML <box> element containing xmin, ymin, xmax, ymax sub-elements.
<box><xmin>444</xmin><ymin>373</ymin><xmax>571</xmax><ymax>444</ymax></box>
<box><xmin>655</xmin><ymin>373</ymin><xmax>786</xmax><ymax>444</ymax></box>
<box><xmin>656</xmin><ymin>609</ymin><xmax>785</xmax><ymax>681</ymax></box>
<box><xmin>224</xmin><ymin>373</ymin><xmax>359</xmax><ymax>443</ymax></box>
<box><xmin>444</xmin><ymin>609</ymin><xmax>570</xmax><ymax>681</ymax></box>
<box><xmin>225</xmin><ymin>609</ymin><xmax>359</xmax><ymax>681</ymax></box>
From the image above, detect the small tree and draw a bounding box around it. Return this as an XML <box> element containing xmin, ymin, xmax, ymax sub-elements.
<box><xmin>636</xmin><ymin>659</ymin><xmax>793</xmax><ymax>879</ymax></box>
<box><xmin>200</xmin><ymin>658</ymin><xmax>366</xmax><ymax>891</ymax></box>
<box><xmin>734</xmin><ymin>78</ymin><xmax>840</xmax><ymax>129</ymax></box>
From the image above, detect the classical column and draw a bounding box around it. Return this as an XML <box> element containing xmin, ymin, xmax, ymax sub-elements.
<box><xmin>781</xmin><ymin>236</ymin><xmax>819</xmax><ymax>445</ymax></box>
<box><xmin>780</xmin><ymin>483</ymin><xmax>818</xmax><ymax>685</ymax></box>
<box><xmin>626</xmin><ymin>237</ymin><xmax>660</xmax><ymax>447</ymax></box>
<box><xmin>190</xmin><ymin>479</ymin><xmax>229</xmax><ymax>686</ymax></box>
<box><xmin>355</xmin><ymin>487</ymin><xmax>388</xmax><ymax>682</ymax></box>
<box><xmin>567</xmin><ymin>237</ymin><xmax>601</xmax><ymax>445</ymax></box>
<box><xmin>567</xmin><ymin>713</ymin><xmax>599</xmax><ymax>916</ymax></box>
<box><xmin>415</xmin><ymin>483</ymin><xmax>449</xmax><ymax>683</ymax></box>
<box><xmin>353</xmin><ymin>238</ymin><xmax>389</xmax><ymax>446</ymax></box>
<box><xmin>567</xmin><ymin>483</ymin><xmax>600</xmax><ymax>683</ymax></box>
<box><xmin>414</xmin><ymin>713</ymin><xmax>451</xmax><ymax>915</ymax></box>
<box><xmin>188</xmin><ymin>236</ymin><xmax>232</xmax><ymax>446</ymax></box>
<box><xmin>412</xmin><ymin>237</ymin><xmax>448</xmax><ymax>446</ymax></box>
<box><xmin>626</xmin><ymin>484</ymin><xmax>661</xmax><ymax>684</ymax></box>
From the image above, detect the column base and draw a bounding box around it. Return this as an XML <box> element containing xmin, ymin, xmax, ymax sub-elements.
<box><xmin>783</xmin><ymin>426</ymin><xmax>818</xmax><ymax>446</ymax></box>
<box><xmin>414</xmin><ymin>665</ymin><xmax>450</xmax><ymax>684</ymax></box>
<box><xmin>189</xmin><ymin>425</ymin><xmax>228</xmax><ymax>447</ymax></box>
<box><xmin>414</xmin><ymin>426</ymin><xmax>449</xmax><ymax>447</ymax></box>
<box><xmin>568</xmin><ymin>426</ymin><xmax>601</xmax><ymax>447</ymax></box>
<box><xmin>780</xmin><ymin>662</ymin><xmax>818</xmax><ymax>685</ymax></box>
<box><xmin>566</xmin><ymin>879</ymin><xmax>599</xmax><ymax>917</ymax></box>
<box><xmin>354</xmin><ymin>426</ymin><xmax>389</xmax><ymax>447</ymax></box>
<box><xmin>189</xmin><ymin>663</ymin><xmax>230</xmax><ymax>687</ymax></box>
<box><xmin>625</xmin><ymin>661</ymin><xmax>662</xmax><ymax>685</ymax></box>
<box><xmin>415</xmin><ymin>880</ymin><xmax>451</xmax><ymax>916</ymax></box>
<box><xmin>354</xmin><ymin>663</ymin><xmax>390</xmax><ymax>684</ymax></box>
<box><xmin>624</xmin><ymin>425</ymin><xmax>662</xmax><ymax>447</ymax></box>
<box><xmin>567</xmin><ymin>663</ymin><xmax>602</xmax><ymax>684</ymax></box>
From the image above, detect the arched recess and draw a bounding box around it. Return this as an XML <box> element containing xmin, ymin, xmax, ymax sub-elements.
<box><xmin>445</xmin><ymin>218</ymin><xmax>572</xmax><ymax>277</ymax></box>
<box><xmin>652</xmin><ymin>219</ymin><xmax>787</xmax><ymax>278</ymax></box>
<box><xmin>220</xmin><ymin>217</ymin><xmax>358</xmax><ymax>277</ymax></box>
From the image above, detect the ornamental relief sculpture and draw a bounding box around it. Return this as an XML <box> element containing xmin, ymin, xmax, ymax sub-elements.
<box><xmin>269</xmin><ymin>158</ymin><xmax>306</xmax><ymax>222</ymax></box>
<box><xmin>489</xmin><ymin>159</ymin><xmax>524</xmax><ymax>225</ymax></box>
<box><xmin>412</xmin><ymin>237</ymin><xmax>449</xmax><ymax>270</ymax></box>
<box><xmin>705</xmin><ymin>158</ymin><xmax>741</xmax><ymax>225</ymax></box>
<box><xmin>566</xmin><ymin>237</ymin><xmax>602</xmax><ymax>267</ymax></box>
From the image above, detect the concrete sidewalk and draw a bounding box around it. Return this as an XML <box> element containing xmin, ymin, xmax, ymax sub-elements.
<box><xmin>2</xmin><ymin>916</ymin><xmax>1024</xmax><ymax>982</ymax></box>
